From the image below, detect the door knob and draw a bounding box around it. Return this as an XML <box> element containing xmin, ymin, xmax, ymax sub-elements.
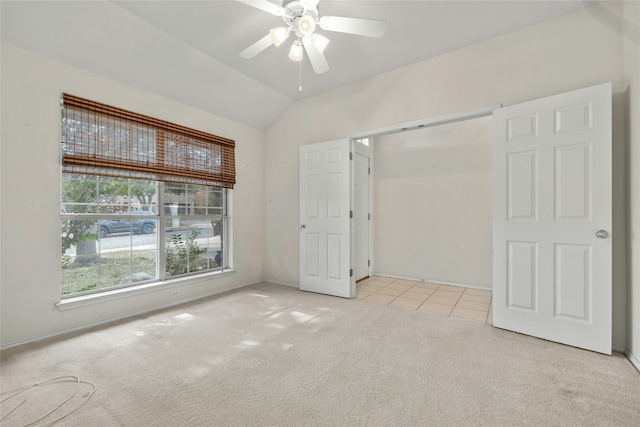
<box><xmin>300</xmin><ymin>224</ymin><xmax>306</xmax><ymax>229</ymax></box>
<box><xmin>595</xmin><ymin>230</ymin><xmax>608</xmax><ymax>239</ymax></box>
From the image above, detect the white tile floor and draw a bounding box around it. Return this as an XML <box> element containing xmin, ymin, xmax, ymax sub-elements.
<box><xmin>357</xmin><ymin>276</ymin><xmax>493</xmax><ymax>324</ymax></box>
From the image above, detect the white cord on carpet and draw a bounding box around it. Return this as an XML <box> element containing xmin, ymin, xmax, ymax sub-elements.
<box><xmin>0</xmin><ymin>375</ymin><xmax>97</xmax><ymax>427</ymax></box>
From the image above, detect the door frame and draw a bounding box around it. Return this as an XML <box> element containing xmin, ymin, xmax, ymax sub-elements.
<box><xmin>353</xmin><ymin>140</ymin><xmax>373</xmax><ymax>280</ymax></box>
<box><xmin>349</xmin><ymin>105</ymin><xmax>500</xmax><ymax>141</ymax></box>
<box><xmin>348</xmin><ymin>104</ymin><xmax>499</xmax><ymax>280</ymax></box>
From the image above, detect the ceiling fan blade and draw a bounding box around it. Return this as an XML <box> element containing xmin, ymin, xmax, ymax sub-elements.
<box><xmin>302</xmin><ymin>36</ymin><xmax>329</xmax><ymax>74</ymax></box>
<box><xmin>236</xmin><ymin>0</ymin><xmax>284</xmax><ymax>16</ymax></box>
<box><xmin>319</xmin><ymin>16</ymin><xmax>386</xmax><ymax>38</ymax></box>
<box><xmin>239</xmin><ymin>34</ymin><xmax>274</xmax><ymax>59</ymax></box>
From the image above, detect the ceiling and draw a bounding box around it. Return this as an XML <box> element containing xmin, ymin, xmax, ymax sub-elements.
<box><xmin>1</xmin><ymin>1</ymin><xmax>593</xmax><ymax>129</ymax></box>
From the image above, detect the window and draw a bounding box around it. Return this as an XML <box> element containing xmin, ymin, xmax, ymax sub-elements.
<box><xmin>60</xmin><ymin>94</ymin><xmax>235</xmax><ymax>297</ymax></box>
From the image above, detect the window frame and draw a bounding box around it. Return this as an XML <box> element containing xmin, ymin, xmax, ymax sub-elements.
<box><xmin>60</xmin><ymin>176</ymin><xmax>231</xmax><ymax>298</ymax></box>
<box><xmin>59</xmin><ymin>94</ymin><xmax>235</xmax><ymax>299</ymax></box>
<box><xmin>159</xmin><ymin>181</ymin><xmax>229</xmax><ymax>281</ymax></box>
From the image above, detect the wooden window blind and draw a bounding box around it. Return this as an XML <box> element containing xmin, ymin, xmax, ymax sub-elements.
<box><xmin>61</xmin><ymin>94</ymin><xmax>236</xmax><ymax>188</ymax></box>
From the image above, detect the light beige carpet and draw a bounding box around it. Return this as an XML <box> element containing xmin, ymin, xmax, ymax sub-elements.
<box><xmin>1</xmin><ymin>282</ymin><xmax>639</xmax><ymax>426</ymax></box>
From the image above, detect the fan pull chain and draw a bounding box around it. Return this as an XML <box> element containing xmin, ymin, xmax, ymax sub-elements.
<box><xmin>299</xmin><ymin>51</ymin><xmax>303</xmax><ymax>93</ymax></box>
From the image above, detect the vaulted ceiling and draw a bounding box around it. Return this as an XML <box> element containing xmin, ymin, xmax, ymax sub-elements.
<box><xmin>1</xmin><ymin>1</ymin><xmax>593</xmax><ymax>129</ymax></box>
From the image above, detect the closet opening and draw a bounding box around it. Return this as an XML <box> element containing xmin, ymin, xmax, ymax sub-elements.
<box><xmin>351</xmin><ymin>106</ymin><xmax>496</xmax><ymax>291</ymax></box>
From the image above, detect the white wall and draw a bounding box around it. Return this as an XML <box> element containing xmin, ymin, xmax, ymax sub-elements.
<box><xmin>264</xmin><ymin>4</ymin><xmax>629</xmax><ymax>348</ymax></box>
<box><xmin>0</xmin><ymin>44</ymin><xmax>265</xmax><ymax>347</ymax></box>
<box><xmin>373</xmin><ymin>117</ymin><xmax>492</xmax><ymax>288</ymax></box>
<box><xmin>623</xmin><ymin>0</ymin><xmax>640</xmax><ymax>365</ymax></box>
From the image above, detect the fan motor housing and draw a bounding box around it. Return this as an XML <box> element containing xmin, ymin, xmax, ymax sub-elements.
<box><xmin>282</xmin><ymin>1</ymin><xmax>319</xmax><ymax>37</ymax></box>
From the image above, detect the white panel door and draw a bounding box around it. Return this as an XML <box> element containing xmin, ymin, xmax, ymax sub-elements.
<box><xmin>354</xmin><ymin>153</ymin><xmax>370</xmax><ymax>281</ymax></box>
<box><xmin>300</xmin><ymin>139</ymin><xmax>354</xmax><ymax>298</ymax></box>
<box><xmin>493</xmin><ymin>82</ymin><xmax>612</xmax><ymax>354</ymax></box>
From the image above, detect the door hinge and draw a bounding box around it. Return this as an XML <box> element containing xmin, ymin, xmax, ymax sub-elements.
<box><xmin>368</xmin><ymin>259</ymin><xmax>370</xmax><ymax>267</ymax></box>
<box><xmin>350</xmin><ymin>269</ymin><xmax>353</xmax><ymax>277</ymax></box>
<box><xmin>350</xmin><ymin>210</ymin><xmax>353</xmax><ymax>219</ymax></box>
<box><xmin>368</xmin><ymin>167</ymin><xmax>370</xmax><ymax>175</ymax></box>
<box><xmin>350</xmin><ymin>152</ymin><xmax>353</xmax><ymax>160</ymax></box>
<box><xmin>368</xmin><ymin>213</ymin><xmax>370</xmax><ymax>220</ymax></box>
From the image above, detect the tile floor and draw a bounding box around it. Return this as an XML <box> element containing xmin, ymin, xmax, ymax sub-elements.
<box><xmin>356</xmin><ymin>276</ymin><xmax>493</xmax><ymax>325</ymax></box>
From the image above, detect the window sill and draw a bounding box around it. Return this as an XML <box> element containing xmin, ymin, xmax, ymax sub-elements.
<box><xmin>56</xmin><ymin>269</ymin><xmax>236</xmax><ymax>311</ymax></box>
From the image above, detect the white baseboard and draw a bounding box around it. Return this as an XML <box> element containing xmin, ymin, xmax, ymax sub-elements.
<box><xmin>625</xmin><ymin>349</ymin><xmax>640</xmax><ymax>373</ymax></box>
<box><xmin>612</xmin><ymin>345</ymin><xmax>626</xmax><ymax>353</ymax></box>
<box><xmin>0</xmin><ymin>280</ymin><xmax>262</xmax><ymax>351</ymax></box>
<box><xmin>262</xmin><ymin>279</ymin><xmax>299</xmax><ymax>288</ymax></box>
<box><xmin>371</xmin><ymin>272</ymin><xmax>492</xmax><ymax>291</ymax></box>
<box><xmin>267</xmin><ymin>274</ymin><xmax>490</xmax><ymax>292</ymax></box>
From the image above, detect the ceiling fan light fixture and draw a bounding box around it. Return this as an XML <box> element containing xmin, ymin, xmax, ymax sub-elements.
<box><xmin>311</xmin><ymin>33</ymin><xmax>329</xmax><ymax>53</ymax></box>
<box><xmin>238</xmin><ymin>0</ymin><xmax>388</xmax><ymax>77</ymax></box>
<box><xmin>298</xmin><ymin>15</ymin><xmax>316</xmax><ymax>36</ymax></box>
<box><xmin>289</xmin><ymin>39</ymin><xmax>303</xmax><ymax>61</ymax></box>
<box><xmin>270</xmin><ymin>27</ymin><xmax>290</xmax><ymax>47</ymax></box>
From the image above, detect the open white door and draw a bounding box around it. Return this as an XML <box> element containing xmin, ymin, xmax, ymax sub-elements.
<box><xmin>493</xmin><ymin>82</ymin><xmax>612</xmax><ymax>354</ymax></box>
<box><xmin>300</xmin><ymin>139</ymin><xmax>354</xmax><ymax>298</ymax></box>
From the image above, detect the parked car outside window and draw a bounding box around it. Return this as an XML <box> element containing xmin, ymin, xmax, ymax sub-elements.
<box><xmin>99</xmin><ymin>211</ymin><xmax>156</xmax><ymax>238</ymax></box>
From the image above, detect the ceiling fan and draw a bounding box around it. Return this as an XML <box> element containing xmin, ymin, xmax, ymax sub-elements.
<box><xmin>237</xmin><ymin>0</ymin><xmax>386</xmax><ymax>75</ymax></box>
